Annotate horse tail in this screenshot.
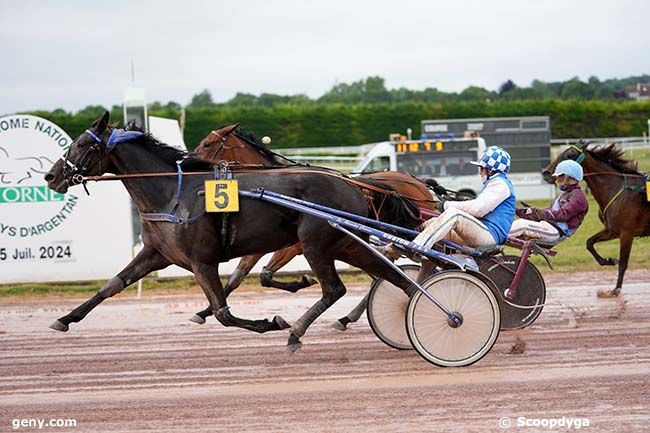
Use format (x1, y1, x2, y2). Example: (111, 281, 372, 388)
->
(360, 178, 421, 229)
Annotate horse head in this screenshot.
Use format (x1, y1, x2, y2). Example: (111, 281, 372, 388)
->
(542, 140, 590, 184)
(194, 124, 283, 166)
(45, 111, 140, 193)
(195, 124, 241, 161)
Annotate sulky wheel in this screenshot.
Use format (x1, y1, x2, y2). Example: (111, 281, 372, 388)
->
(406, 271, 501, 367)
(478, 255, 546, 330)
(367, 264, 421, 350)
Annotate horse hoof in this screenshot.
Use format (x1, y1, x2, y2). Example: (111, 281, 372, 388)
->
(287, 334, 303, 353)
(49, 320, 69, 332)
(597, 289, 620, 298)
(273, 315, 291, 330)
(287, 341, 303, 353)
(189, 314, 206, 325)
(330, 320, 348, 332)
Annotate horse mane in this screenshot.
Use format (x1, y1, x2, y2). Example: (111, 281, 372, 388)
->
(588, 143, 642, 175)
(131, 132, 215, 171)
(232, 127, 301, 166)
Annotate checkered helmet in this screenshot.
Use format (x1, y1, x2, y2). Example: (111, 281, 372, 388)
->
(471, 146, 511, 173)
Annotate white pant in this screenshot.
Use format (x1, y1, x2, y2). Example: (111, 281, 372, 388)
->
(413, 208, 497, 249)
(509, 219, 562, 244)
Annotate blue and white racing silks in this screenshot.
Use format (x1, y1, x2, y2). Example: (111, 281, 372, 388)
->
(444, 172, 516, 244)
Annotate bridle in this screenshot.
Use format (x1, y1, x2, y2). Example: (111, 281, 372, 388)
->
(568, 144, 586, 164)
(206, 129, 246, 160)
(60, 129, 106, 187)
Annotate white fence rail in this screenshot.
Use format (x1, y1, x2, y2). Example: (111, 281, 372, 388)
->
(275, 136, 649, 172)
(551, 136, 649, 151)
(284, 155, 362, 172)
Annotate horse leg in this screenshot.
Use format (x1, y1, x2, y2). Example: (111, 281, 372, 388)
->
(287, 257, 347, 352)
(332, 249, 436, 332)
(260, 244, 318, 293)
(586, 228, 619, 266)
(49, 247, 170, 332)
(189, 254, 264, 324)
(597, 232, 634, 298)
(331, 291, 370, 331)
(192, 262, 290, 333)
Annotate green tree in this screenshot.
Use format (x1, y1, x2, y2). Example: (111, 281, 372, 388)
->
(77, 105, 109, 117)
(188, 89, 216, 108)
(531, 79, 557, 98)
(364, 76, 391, 103)
(561, 78, 596, 100)
(459, 86, 495, 101)
(164, 101, 182, 110)
(498, 79, 517, 95)
(148, 101, 163, 110)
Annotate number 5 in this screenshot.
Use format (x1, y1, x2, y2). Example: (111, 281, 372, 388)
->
(213, 183, 229, 209)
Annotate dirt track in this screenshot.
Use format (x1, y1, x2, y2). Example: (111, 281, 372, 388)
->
(1, 270, 649, 432)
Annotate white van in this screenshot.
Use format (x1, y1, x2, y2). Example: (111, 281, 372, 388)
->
(353, 137, 487, 197)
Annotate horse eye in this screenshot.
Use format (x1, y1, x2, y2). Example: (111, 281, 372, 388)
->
(203, 142, 211, 148)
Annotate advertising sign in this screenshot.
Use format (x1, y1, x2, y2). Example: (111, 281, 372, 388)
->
(0, 115, 133, 283)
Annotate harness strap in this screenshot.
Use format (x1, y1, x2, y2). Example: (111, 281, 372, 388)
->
(139, 160, 205, 225)
(599, 175, 647, 220)
(600, 186, 624, 219)
(570, 145, 585, 164)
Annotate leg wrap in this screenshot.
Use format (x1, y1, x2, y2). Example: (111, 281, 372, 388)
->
(291, 299, 329, 338)
(98, 276, 126, 298)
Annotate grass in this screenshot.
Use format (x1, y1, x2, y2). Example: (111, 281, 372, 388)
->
(0, 270, 372, 299)
(627, 148, 650, 172)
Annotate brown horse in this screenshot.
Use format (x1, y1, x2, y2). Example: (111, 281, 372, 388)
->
(543, 141, 650, 297)
(190, 124, 436, 326)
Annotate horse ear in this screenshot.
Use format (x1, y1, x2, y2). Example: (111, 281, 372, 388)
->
(579, 139, 589, 150)
(223, 123, 240, 136)
(92, 111, 110, 132)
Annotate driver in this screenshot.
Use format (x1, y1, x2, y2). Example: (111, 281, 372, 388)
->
(510, 159, 588, 243)
(385, 146, 516, 258)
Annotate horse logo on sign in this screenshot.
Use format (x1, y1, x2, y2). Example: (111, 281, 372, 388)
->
(0, 146, 55, 185)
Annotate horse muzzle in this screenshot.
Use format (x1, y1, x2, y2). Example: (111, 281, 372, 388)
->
(45, 173, 69, 194)
(541, 170, 555, 185)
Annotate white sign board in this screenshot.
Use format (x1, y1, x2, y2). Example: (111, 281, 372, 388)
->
(149, 116, 186, 150)
(0, 115, 133, 283)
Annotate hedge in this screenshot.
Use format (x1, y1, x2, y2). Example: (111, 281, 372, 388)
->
(28, 100, 650, 151)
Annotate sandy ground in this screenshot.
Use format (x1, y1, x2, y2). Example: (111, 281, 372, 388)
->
(0, 269, 649, 433)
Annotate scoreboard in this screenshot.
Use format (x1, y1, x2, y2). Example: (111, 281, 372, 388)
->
(421, 116, 551, 174)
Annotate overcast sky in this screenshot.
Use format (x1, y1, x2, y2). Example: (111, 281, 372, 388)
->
(1, 0, 649, 114)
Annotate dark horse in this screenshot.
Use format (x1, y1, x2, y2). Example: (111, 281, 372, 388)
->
(44, 112, 420, 350)
(189, 123, 436, 327)
(543, 141, 649, 297)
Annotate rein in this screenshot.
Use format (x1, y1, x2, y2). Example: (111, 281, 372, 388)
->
(83, 165, 432, 206)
